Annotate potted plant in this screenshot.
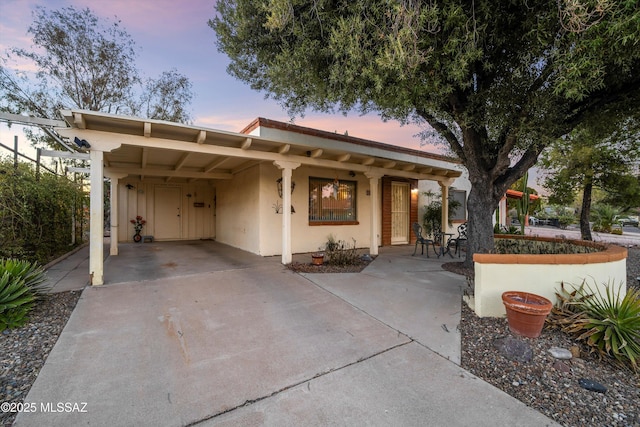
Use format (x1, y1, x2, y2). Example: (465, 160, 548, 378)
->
(311, 252, 324, 265)
(502, 291, 553, 338)
(130, 215, 146, 242)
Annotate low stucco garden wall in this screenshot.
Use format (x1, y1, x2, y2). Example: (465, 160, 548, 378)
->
(465, 235, 628, 318)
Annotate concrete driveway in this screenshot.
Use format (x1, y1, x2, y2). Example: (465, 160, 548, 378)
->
(15, 241, 559, 426)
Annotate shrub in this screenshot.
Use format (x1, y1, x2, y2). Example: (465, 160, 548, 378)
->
(494, 224, 521, 235)
(324, 236, 360, 266)
(611, 229, 623, 235)
(550, 280, 640, 372)
(494, 238, 598, 255)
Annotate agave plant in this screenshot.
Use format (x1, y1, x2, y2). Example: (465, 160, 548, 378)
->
(0, 258, 49, 296)
(0, 259, 49, 329)
(0, 272, 35, 329)
(550, 280, 640, 371)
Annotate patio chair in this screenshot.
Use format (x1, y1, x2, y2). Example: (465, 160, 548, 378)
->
(449, 222, 468, 257)
(412, 222, 434, 257)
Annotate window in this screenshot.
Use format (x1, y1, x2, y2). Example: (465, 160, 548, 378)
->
(449, 189, 467, 221)
(309, 177, 357, 224)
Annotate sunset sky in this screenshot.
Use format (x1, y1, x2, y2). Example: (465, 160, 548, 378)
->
(0, 0, 440, 153)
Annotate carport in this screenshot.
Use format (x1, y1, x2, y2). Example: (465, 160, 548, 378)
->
(56, 110, 463, 285)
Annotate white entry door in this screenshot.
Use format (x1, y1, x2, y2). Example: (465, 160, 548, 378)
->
(155, 186, 182, 240)
(391, 182, 410, 244)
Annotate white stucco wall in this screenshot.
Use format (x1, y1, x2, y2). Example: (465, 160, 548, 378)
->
(258, 164, 375, 256)
(469, 257, 627, 318)
(214, 166, 261, 253)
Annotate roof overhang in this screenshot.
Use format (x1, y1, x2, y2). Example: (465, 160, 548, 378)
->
(56, 110, 463, 184)
(506, 189, 540, 200)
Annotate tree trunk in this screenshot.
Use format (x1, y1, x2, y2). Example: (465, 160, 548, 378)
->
(580, 181, 593, 241)
(464, 183, 499, 268)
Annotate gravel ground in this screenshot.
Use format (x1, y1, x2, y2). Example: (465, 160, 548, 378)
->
(1, 248, 637, 427)
(1, 291, 81, 427)
(455, 247, 640, 427)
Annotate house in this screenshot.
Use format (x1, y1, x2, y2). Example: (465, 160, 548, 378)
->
(56, 110, 469, 285)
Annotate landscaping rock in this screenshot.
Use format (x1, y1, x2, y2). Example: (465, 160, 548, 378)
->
(548, 347, 573, 359)
(552, 360, 571, 373)
(578, 378, 607, 393)
(493, 336, 533, 362)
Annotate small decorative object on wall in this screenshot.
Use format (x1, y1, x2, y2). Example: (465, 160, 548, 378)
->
(276, 178, 296, 198)
(130, 215, 146, 243)
(273, 201, 295, 214)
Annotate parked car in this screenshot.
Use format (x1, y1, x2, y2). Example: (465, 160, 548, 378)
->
(614, 215, 639, 227)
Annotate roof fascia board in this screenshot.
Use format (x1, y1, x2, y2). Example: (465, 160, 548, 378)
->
(255, 126, 455, 168)
(65, 128, 449, 181)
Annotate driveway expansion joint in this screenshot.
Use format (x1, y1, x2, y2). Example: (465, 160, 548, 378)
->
(185, 340, 414, 426)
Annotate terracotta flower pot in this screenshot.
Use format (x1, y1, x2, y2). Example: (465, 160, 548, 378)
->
(502, 291, 553, 338)
(311, 254, 324, 266)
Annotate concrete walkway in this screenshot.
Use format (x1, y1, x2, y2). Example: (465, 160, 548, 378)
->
(15, 241, 560, 427)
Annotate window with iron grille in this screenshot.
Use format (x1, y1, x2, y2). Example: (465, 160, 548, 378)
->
(309, 177, 357, 224)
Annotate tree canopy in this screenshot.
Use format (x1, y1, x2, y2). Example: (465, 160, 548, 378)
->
(541, 118, 640, 239)
(212, 0, 640, 262)
(0, 6, 194, 140)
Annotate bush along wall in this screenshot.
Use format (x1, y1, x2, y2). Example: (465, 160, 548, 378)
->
(0, 158, 86, 264)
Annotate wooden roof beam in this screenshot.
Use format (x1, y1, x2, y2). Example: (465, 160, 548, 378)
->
(196, 130, 206, 144)
(362, 157, 375, 166)
(174, 152, 191, 170)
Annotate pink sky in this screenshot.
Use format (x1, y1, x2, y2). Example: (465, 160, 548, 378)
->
(0, 0, 443, 154)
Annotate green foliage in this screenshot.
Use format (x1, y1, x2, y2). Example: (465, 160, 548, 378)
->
(0, 272, 35, 329)
(0, 258, 49, 296)
(493, 239, 598, 255)
(591, 204, 621, 233)
(540, 120, 639, 240)
(550, 281, 640, 372)
(494, 224, 521, 235)
(421, 191, 461, 237)
(212, 0, 640, 261)
(515, 171, 530, 235)
(323, 235, 360, 267)
(0, 158, 85, 264)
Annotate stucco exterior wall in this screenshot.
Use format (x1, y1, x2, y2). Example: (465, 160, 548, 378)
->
(117, 180, 215, 242)
(215, 166, 260, 253)
(258, 164, 375, 256)
(469, 242, 628, 318)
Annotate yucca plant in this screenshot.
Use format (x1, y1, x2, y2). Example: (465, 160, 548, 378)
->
(0, 258, 50, 296)
(0, 272, 36, 329)
(550, 280, 640, 371)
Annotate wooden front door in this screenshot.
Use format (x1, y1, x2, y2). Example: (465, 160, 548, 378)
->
(154, 186, 182, 240)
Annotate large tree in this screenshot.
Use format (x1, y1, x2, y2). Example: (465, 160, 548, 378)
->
(211, 0, 640, 263)
(540, 118, 640, 240)
(0, 6, 194, 141)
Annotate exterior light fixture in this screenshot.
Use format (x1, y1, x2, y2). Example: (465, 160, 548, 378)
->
(276, 178, 296, 198)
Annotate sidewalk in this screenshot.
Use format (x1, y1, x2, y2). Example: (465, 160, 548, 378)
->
(525, 224, 640, 247)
